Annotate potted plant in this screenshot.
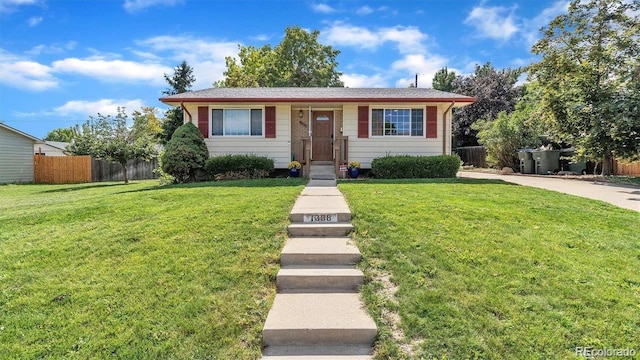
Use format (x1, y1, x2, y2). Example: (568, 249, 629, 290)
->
(288, 161, 301, 178)
(348, 161, 361, 179)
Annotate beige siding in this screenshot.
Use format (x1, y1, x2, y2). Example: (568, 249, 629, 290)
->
(343, 104, 447, 168)
(0, 126, 36, 183)
(34, 143, 67, 156)
(184, 103, 291, 168)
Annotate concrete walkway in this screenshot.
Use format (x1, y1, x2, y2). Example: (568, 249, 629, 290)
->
(261, 179, 377, 358)
(458, 171, 640, 212)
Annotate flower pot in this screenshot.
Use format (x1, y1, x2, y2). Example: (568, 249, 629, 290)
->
(289, 168, 300, 178)
(349, 168, 359, 179)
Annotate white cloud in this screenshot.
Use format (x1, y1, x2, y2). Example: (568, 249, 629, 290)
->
(311, 3, 336, 14)
(0, 50, 58, 91)
(54, 99, 145, 117)
(138, 35, 239, 89)
(128, 49, 162, 61)
(321, 23, 380, 50)
(356, 6, 373, 15)
(464, 5, 519, 41)
(341, 73, 388, 88)
(123, 0, 181, 13)
(27, 16, 42, 26)
(25, 41, 77, 56)
(250, 33, 272, 42)
(51, 57, 171, 84)
(321, 22, 427, 54)
(0, 0, 37, 13)
(522, 0, 569, 45)
(391, 54, 450, 88)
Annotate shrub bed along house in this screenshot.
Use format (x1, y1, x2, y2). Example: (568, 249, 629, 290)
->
(205, 154, 275, 180)
(371, 154, 461, 178)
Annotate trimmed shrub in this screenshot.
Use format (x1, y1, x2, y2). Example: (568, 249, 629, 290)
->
(161, 123, 209, 183)
(371, 154, 461, 179)
(205, 154, 274, 180)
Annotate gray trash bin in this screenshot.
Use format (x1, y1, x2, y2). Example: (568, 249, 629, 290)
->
(518, 150, 534, 174)
(532, 150, 560, 174)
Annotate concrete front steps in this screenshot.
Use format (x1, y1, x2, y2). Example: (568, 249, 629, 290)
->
(308, 161, 336, 180)
(262, 185, 377, 359)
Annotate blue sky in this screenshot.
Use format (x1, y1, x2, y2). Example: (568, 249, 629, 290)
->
(0, 0, 570, 139)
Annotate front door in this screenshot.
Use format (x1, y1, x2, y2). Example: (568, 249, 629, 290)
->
(312, 111, 334, 161)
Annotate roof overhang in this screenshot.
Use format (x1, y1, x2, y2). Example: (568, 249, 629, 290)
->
(160, 97, 476, 106)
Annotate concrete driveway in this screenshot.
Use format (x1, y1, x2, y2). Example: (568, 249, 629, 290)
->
(457, 171, 640, 213)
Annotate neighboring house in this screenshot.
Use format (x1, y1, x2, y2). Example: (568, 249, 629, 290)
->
(159, 88, 475, 168)
(0, 123, 42, 184)
(34, 141, 70, 156)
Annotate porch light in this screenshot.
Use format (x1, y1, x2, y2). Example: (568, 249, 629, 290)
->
(298, 109, 304, 118)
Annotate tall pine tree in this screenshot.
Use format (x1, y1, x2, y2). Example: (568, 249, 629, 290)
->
(160, 61, 196, 144)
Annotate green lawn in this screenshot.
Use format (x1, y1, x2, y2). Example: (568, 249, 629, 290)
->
(339, 179, 640, 359)
(0, 179, 306, 359)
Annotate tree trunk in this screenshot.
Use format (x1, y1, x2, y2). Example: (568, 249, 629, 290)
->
(121, 162, 129, 184)
(601, 154, 613, 176)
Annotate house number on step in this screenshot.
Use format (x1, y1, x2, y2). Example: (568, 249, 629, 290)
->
(303, 214, 338, 223)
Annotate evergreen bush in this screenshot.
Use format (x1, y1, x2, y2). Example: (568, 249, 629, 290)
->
(161, 123, 209, 183)
(371, 155, 461, 178)
(205, 154, 274, 180)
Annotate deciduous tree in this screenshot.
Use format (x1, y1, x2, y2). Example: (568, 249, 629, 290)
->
(221, 26, 344, 87)
(529, 0, 640, 174)
(131, 107, 162, 141)
(67, 108, 157, 184)
(473, 82, 546, 168)
(44, 127, 76, 142)
(451, 63, 523, 147)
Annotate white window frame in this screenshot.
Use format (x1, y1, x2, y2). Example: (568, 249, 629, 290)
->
(370, 107, 425, 137)
(210, 106, 265, 137)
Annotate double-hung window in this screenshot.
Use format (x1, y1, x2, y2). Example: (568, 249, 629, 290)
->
(212, 108, 263, 136)
(371, 108, 424, 136)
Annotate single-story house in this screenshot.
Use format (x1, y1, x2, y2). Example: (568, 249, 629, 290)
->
(0, 123, 42, 184)
(159, 87, 475, 169)
(34, 141, 70, 156)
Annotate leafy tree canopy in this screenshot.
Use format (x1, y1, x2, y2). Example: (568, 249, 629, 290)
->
(452, 62, 524, 147)
(131, 107, 162, 141)
(67, 108, 157, 184)
(220, 26, 344, 87)
(473, 82, 547, 168)
(44, 127, 76, 142)
(529, 0, 640, 174)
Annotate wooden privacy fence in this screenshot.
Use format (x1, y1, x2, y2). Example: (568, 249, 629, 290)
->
(34, 155, 91, 183)
(614, 159, 640, 176)
(454, 146, 487, 168)
(92, 158, 159, 182)
(34, 156, 159, 184)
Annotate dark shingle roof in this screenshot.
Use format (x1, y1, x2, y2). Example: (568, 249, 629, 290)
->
(159, 87, 476, 104)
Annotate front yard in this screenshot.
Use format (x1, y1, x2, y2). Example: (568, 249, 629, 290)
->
(2, 178, 638, 359)
(0, 179, 305, 359)
(339, 179, 640, 359)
